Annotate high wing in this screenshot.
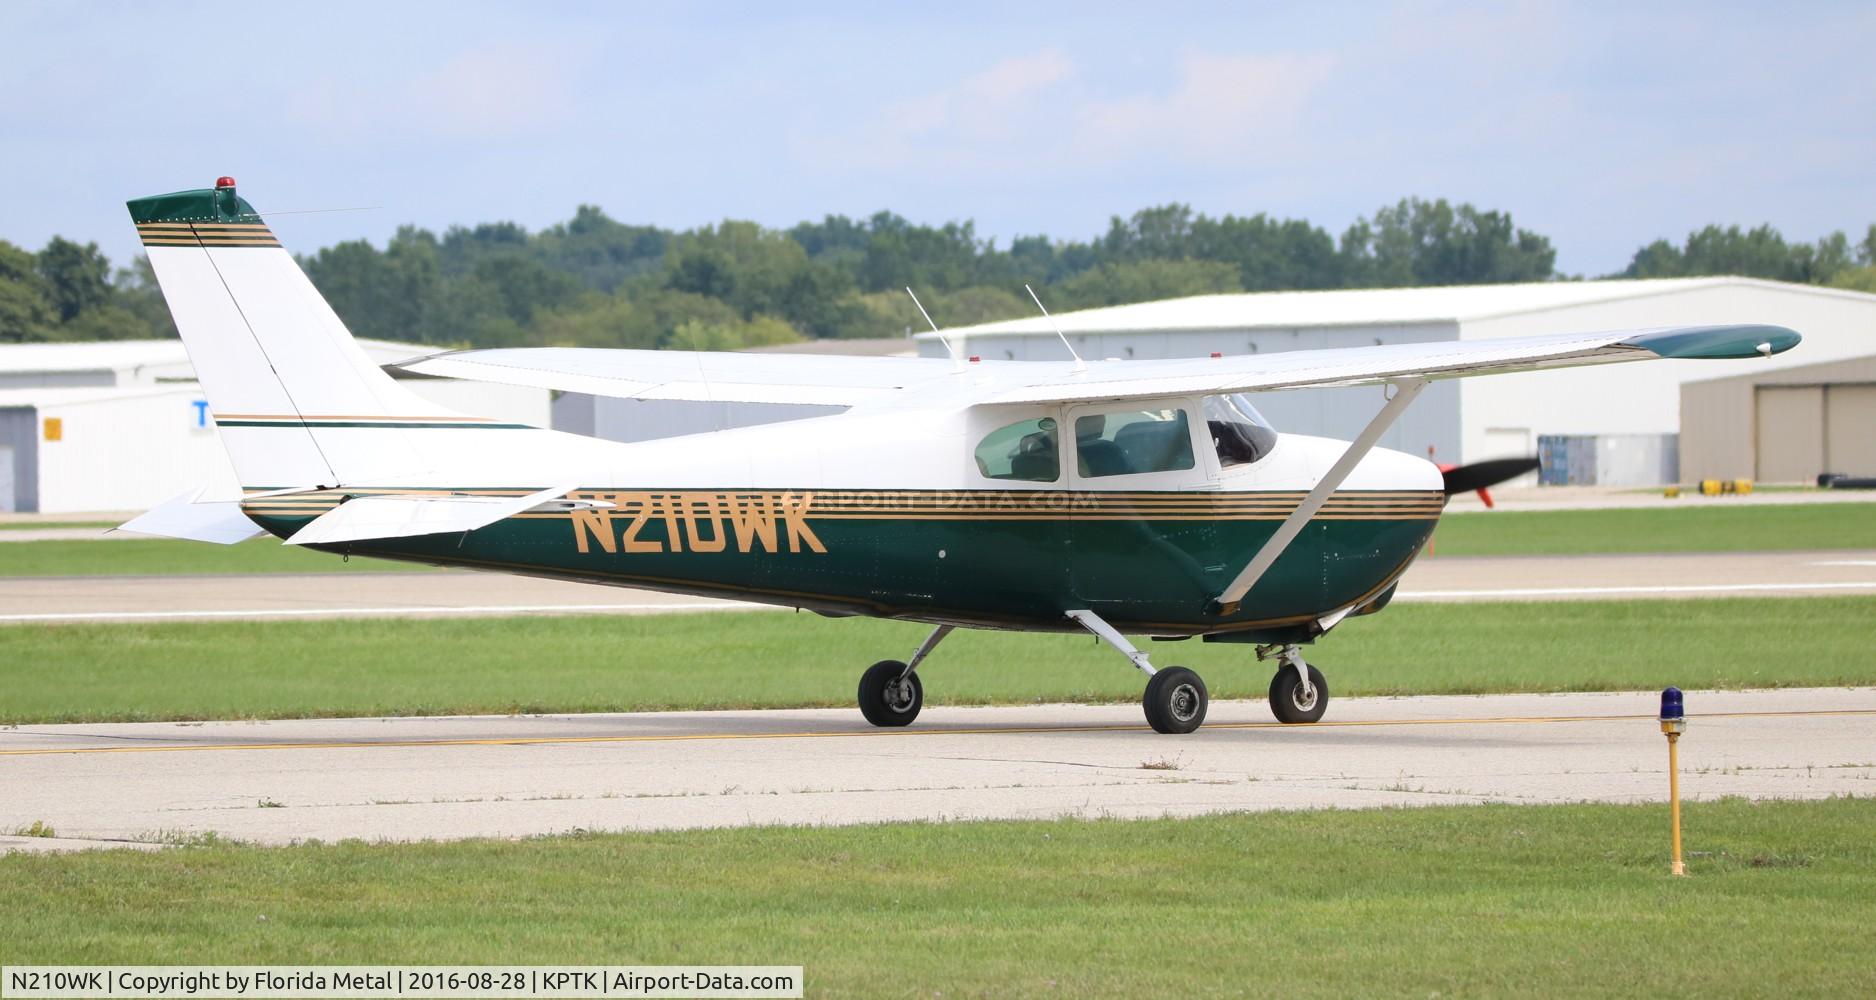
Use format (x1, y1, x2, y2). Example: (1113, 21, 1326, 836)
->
(388, 348, 955, 406)
(392, 325, 1799, 409)
(978, 324, 1801, 404)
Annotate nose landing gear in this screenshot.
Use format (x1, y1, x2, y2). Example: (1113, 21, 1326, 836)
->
(1260, 643, 1329, 724)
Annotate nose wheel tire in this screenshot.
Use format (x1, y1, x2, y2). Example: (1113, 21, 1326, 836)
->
(1269, 663, 1329, 724)
(858, 659, 923, 727)
(1143, 666, 1208, 734)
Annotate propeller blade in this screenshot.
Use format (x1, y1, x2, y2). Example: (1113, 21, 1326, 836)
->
(1442, 456, 1540, 497)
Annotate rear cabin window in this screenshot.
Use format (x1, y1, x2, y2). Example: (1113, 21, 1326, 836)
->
(1073, 408, 1195, 478)
(975, 417, 1060, 482)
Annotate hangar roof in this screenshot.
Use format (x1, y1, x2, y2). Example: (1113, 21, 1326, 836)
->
(0, 340, 186, 376)
(924, 276, 1876, 340)
(0, 384, 206, 408)
(0, 337, 441, 377)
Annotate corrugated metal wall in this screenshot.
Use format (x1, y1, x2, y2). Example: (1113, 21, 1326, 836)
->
(1683, 355, 1876, 483)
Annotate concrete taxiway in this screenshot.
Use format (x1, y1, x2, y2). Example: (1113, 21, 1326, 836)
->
(2, 688, 1870, 852)
(5, 549, 1875, 624)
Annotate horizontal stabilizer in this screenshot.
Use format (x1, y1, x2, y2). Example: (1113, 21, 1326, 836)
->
(285, 483, 578, 547)
(116, 489, 264, 545)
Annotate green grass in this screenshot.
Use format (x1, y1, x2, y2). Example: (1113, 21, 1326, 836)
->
(0, 502, 1871, 577)
(1427, 501, 1876, 556)
(0, 520, 118, 531)
(1, 799, 1871, 996)
(3, 596, 1871, 724)
(0, 537, 433, 576)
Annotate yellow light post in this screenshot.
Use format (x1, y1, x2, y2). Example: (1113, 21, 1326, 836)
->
(1660, 687, 1688, 877)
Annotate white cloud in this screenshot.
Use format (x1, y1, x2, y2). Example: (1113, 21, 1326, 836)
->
(875, 48, 1075, 154)
(799, 46, 1337, 175)
(405, 43, 582, 139)
(1074, 51, 1336, 163)
(287, 41, 585, 144)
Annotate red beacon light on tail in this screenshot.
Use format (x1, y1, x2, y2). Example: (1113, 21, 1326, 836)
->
(215, 176, 237, 189)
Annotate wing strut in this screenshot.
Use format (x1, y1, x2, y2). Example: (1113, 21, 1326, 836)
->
(1210, 378, 1428, 617)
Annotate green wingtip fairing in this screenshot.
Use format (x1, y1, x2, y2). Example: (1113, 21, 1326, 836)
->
(1625, 324, 1802, 360)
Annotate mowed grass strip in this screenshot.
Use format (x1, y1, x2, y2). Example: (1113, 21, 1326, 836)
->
(0, 537, 434, 576)
(1426, 500, 1876, 556)
(3, 596, 1871, 724)
(2, 799, 1873, 997)
(1, 501, 1872, 577)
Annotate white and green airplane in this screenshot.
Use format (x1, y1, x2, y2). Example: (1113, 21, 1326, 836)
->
(121, 178, 1801, 734)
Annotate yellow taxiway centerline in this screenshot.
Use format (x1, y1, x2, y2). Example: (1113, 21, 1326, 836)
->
(5, 708, 1874, 757)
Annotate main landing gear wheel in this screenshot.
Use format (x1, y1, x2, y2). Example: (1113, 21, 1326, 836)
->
(1143, 666, 1209, 735)
(1269, 663, 1329, 724)
(858, 659, 923, 727)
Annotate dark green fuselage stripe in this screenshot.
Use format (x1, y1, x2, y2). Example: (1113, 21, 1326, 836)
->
(245, 504, 1437, 636)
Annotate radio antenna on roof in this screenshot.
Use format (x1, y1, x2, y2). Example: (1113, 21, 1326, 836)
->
(905, 287, 964, 372)
(1025, 283, 1086, 373)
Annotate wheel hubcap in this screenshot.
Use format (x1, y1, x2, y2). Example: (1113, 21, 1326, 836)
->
(1169, 683, 1200, 723)
(884, 678, 916, 713)
(1291, 682, 1317, 713)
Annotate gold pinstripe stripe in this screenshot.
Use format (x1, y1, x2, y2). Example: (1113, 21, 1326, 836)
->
(137, 222, 281, 248)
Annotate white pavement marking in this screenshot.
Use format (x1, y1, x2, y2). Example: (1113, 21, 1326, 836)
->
(1398, 580, 1876, 600)
(0, 602, 771, 623)
(0, 528, 119, 543)
(1445, 487, 1876, 511)
(2, 689, 1870, 849)
(7, 551, 1876, 625)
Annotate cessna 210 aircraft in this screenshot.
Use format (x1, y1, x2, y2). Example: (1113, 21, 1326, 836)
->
(122, 178, 1802, 733)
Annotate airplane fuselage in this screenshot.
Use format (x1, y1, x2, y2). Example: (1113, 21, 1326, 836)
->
(238, 409, 1445, 641)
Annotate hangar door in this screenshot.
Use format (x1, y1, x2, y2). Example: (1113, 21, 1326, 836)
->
(1825, 385, 1876, 476)
(1755, 387, 1823, 483)
(1755, 384, 1876, 482)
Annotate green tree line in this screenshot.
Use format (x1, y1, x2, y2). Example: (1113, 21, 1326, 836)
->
(0, 237, 175, 343)
(3, 200, 1874, 348)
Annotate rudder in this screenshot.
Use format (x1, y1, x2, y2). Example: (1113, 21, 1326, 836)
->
(129, 177, 463, 488)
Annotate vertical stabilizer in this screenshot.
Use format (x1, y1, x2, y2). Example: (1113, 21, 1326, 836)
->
(129, 178, 467, 488)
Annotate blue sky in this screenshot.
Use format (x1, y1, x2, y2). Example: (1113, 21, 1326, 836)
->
(3, 1, 1871, 277)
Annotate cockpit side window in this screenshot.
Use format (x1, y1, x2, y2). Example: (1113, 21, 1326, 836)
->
(975, 416, 1060, 483)
(1205, 393, 1279, 468)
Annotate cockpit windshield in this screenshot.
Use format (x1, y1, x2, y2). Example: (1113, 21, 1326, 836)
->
(1204, 393, 1279, 468)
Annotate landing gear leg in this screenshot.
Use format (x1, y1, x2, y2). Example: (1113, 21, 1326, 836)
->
(857, 624, 953, 728)
(1067, 609, 1208, 734)
(1259, 643, 1328, 724)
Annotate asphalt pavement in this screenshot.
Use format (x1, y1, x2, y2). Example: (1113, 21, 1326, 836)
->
(3, 688, 1870, 852)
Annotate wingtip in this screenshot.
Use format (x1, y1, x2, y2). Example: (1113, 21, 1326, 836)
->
(1625, 324, 1801, 360)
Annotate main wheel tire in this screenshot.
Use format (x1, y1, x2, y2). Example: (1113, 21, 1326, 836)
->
(858, 659, 923, 727)
(1143, 666, 1208, 734)
(1269, 663, 1329, 724)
